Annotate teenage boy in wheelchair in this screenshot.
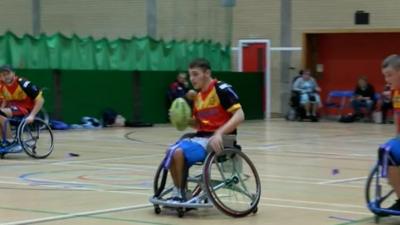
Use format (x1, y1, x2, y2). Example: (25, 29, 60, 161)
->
(376, 54, 400, 216)
(0, 65, 44, 152)
(165, 58, 245, 202)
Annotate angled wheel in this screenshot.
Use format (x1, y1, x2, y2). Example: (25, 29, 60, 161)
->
(365, 163, 396, 215)
(18, 118, 54, 159)
(203, 149, 261, 217)
(153, 162, 169, 197)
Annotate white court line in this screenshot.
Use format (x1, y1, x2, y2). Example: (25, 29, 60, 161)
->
(19, 176, 151, 191)
(53, 153, 163, 165)
(1, 203, 152, 225)
(262, 203, 370, 215)
(246, 146, 376, 158)
(260, 178, 362, 188)
(0, 179, 367, 211)
(53, 162, 154, 171)
(259, 174, 329, 182)
(0, 180, 150, 196)
(263, 197, 364, 209)
(0, 153, 162, 168)
(55, 143, 145, 151)
(318, 176, 367, 185)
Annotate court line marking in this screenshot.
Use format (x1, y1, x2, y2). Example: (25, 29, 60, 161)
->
(262, 203, 370, 215)
(329, 216, 356, 222)
(0, 153, 162, 168)
(0, 205, 172, 225)
(263, 197, 365, 209)
(1, 203, 153, 225)
(259, 174, 330, 181)
(52, 153, 163, 165)
(318, 177, 367, 185)
(0, 178, 366, 210)
(0, 179, 150, 196)
(334, 216, 373, 225)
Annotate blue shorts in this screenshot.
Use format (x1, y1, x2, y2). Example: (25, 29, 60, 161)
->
(176, 139, 207, 167)
(379, 138, 400, 166)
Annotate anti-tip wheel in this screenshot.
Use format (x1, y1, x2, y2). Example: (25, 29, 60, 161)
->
(154, 206, 161, 214)
(177, 208, 185, 218)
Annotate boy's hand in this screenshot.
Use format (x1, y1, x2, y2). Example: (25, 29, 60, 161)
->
(26, 114, 35, 124)
(209, 132, 223, 154)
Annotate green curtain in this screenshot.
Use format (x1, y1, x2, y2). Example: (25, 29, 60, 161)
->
(0, 32, 231, 71)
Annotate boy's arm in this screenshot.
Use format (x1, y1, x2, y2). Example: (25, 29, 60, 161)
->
(26, 95, 44, 123)
(208, 108, 245, 153)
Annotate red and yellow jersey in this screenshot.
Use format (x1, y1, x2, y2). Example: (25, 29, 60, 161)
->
(0, 76, 42, 111)
(193, 79, 241, 134)
(392, 89, 400, 133)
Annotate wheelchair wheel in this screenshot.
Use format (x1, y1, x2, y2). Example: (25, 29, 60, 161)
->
(153, 162, 169, 197)
(365, 164, 396, 214)
(17, 118, 54, 159)
(203, 149, 261, 217)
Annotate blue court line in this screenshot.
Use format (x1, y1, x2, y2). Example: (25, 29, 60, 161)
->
(334, 216, 373, 225)
(19, 170, 97, 189)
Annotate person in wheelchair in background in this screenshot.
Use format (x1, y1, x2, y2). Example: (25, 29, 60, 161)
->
(0, 65, 44, 152)
(292, 69, 321, 122)
(165, 58, 245, 202)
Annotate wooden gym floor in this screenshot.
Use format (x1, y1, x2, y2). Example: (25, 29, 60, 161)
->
(0, 119, 398, 225)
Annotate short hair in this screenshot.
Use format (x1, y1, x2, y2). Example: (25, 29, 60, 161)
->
(189, 58, 211, 71)
(382, 54, 400, 71)
(0, 65, 14, 73)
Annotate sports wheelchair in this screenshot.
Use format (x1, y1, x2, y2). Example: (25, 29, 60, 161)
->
(0, 116, 54, 159)
(366, 144, 400, 223)
(149, 133, 261, 218)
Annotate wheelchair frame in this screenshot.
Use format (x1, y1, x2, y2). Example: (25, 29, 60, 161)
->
(366, 146, 400, 223)
(0, 117, 54, 159)
(149, 135, 261, 218)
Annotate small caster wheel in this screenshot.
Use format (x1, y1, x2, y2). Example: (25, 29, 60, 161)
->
(375, 215, 380, 224)
(177, 208, 184, 218)
(252, 207, 258, 214)
(154, 206, 161, 214)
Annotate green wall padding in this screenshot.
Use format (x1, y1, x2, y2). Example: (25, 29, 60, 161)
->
(0, 32, 230, 71)
(59, 70, 134, 123)
(9, 70, 263, 124)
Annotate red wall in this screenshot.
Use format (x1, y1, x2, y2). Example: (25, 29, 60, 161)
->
(316, 33, 400, 102)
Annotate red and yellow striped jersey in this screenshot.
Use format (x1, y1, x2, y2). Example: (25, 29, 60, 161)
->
(0, 76, 42, 111)
(193, 79, 241, 134)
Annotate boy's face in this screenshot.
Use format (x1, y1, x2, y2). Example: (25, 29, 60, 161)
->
(382, 66, 400, 90)
(0, 71, 15, 84)
(188, 67, 210, 90)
